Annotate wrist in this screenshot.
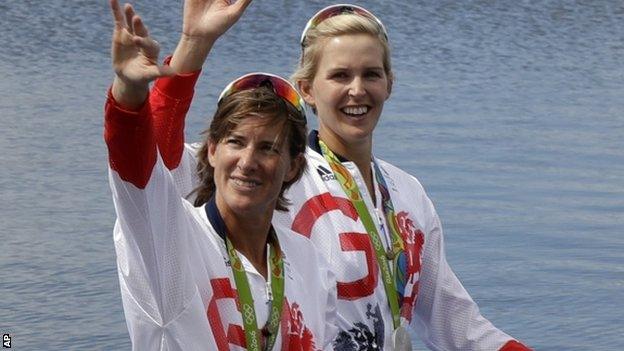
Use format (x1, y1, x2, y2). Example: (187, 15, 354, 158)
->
(112, 76, 149, 110)
(179, 32, 218, 47)
(170, 34, 216, 73)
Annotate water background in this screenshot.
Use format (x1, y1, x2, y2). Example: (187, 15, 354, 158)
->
(1, 0, 622, 350)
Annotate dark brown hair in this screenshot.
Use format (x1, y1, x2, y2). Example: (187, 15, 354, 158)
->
(192, 86, 307, 211)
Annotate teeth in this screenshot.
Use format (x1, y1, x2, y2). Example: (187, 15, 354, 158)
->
(233, 178, 259, 188)
(342, 106, 368, 115)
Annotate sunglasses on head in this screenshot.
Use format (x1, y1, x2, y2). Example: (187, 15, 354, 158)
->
(300, 4, 388, 47)
(218, 72, 306, 124)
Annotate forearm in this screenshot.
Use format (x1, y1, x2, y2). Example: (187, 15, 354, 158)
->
(169, 34, 217, 73)
(150, 57, 201, 170)
(151, 33, 213, 170)
(104, 88, 156, 188)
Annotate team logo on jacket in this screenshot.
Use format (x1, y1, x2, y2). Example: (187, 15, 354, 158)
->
(333, 303, 384, 350)
(281, 299, 317, 350)
(316, 165, 335, 181)
(207, 279, 319, 350)
(292, 193, 377, 300)
(395, 211, 424, 323)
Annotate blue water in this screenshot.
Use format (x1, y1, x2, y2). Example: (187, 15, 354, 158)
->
(1, 1, 622, 350)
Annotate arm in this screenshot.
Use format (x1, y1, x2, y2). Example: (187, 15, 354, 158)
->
(106, 0, 174, 185)
(150, 0, 252, 191)
(149, 66, 201, 199)
(105, 2, 213, 347)
(171, 0, 253, 73)
(106, 93, 215, 348)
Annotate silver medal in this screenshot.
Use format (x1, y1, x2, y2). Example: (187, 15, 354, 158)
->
(392, 326, 413, 351)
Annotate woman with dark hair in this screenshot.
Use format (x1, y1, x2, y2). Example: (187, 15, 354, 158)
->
(104, 0, 339, 349)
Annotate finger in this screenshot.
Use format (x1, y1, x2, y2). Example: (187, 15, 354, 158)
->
(157, 65, 177, 77)
(124, 3, 136, 34)
(109, 0, 125, 28)
(145, 65, 177, 81)
(132, 15, 149, 38)
(225, 0, 253, 23)
(231, 0, 253, 15)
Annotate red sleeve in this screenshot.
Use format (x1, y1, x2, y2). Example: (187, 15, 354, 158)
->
(150, 57, 201, 170)
(499, 340, 533, 351)
(104, 89, 156, 189)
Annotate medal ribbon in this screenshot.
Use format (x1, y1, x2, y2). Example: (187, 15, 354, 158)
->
(372, 161, 405, 264)
(226, 227, 284, 351)
(318, 140, 403, 328)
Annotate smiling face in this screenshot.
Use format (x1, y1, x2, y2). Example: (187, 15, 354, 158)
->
(298, 33, 391, 152)
(208, 116, 299, 220)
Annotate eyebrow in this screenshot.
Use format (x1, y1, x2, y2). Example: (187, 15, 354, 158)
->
(327, 65, 385, 72)
(226, 132, 281, 147)
(225, 132, 245, 140)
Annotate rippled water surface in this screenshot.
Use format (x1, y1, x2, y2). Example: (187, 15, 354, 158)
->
(1, 1, 622, 350)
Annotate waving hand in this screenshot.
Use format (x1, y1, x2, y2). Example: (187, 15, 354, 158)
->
(171, 0, 253, 72)
(109, 0, 174, 108)
(182, 0, 253, 39)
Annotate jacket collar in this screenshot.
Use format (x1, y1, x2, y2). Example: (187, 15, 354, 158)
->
(308, 130, 349, 162)
(205, 196, 227, 240)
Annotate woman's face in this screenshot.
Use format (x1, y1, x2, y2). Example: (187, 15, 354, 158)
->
(299, 34, 391, 147)
(208, 116, 299, 219)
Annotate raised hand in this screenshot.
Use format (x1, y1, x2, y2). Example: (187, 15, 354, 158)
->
(109, 0, 174, 107)
(181, 0, 253, 39)
(171, 0, 253, 72)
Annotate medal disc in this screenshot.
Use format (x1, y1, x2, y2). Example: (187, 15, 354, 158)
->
(392, 326, 412, 351)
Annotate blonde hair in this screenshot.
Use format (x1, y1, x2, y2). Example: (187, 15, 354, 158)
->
(292, 13, 393, 100)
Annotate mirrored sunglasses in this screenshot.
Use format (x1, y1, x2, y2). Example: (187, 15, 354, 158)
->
(218, 72, 306, 124)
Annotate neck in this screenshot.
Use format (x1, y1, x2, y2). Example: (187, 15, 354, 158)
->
(216, 200, 273, 279)
(318, 127, 373, 164)
(318, 128, 375, 202)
